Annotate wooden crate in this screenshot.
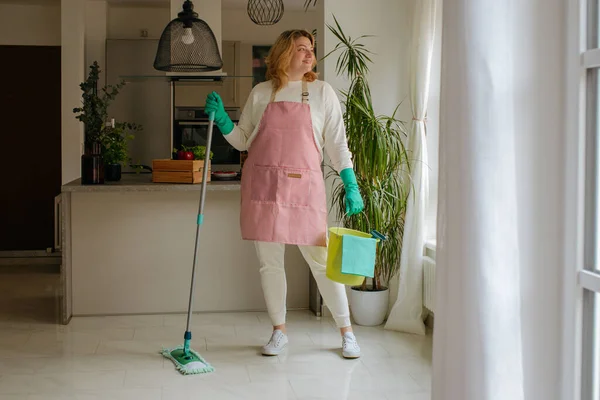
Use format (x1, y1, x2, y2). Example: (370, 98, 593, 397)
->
(152, 159, 211, 184)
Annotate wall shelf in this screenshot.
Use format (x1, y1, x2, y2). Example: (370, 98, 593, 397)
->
(118, 75, 254, 83)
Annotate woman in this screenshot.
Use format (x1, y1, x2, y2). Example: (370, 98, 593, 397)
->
(204, 30, 364, 359)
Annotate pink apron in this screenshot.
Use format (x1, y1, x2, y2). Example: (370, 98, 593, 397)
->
(240, 80, 328, 247)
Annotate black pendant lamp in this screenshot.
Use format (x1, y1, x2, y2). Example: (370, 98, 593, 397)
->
(247, 0, 285, 26)
(154, 0, 223, 72)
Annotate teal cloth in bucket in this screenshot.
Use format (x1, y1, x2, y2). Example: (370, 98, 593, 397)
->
(341, 234, 377, 278)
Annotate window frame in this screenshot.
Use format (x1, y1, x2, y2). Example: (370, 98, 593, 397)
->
(564, 0, 600, 398)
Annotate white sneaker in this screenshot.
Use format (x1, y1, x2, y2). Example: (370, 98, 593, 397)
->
(262, 329, 288, 356)
(342, 332, 361, 359)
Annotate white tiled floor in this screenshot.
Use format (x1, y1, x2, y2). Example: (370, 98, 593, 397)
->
(0, 268, 432, 400)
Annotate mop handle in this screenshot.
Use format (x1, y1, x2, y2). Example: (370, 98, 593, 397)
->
(184, 110, 215, 339)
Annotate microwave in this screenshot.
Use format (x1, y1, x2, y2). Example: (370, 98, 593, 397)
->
(173, 107, 242, 168)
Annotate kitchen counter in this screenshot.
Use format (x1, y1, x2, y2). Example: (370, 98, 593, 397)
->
(57, 173, 311, 323)
(62, 174, 241, 192)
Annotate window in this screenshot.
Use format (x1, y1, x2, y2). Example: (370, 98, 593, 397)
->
(579, 0, 600, 398)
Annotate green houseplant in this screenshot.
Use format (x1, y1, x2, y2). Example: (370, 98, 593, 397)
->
(73, 61, 140, 183)
(325, 17, 411, 326)
(102, 121, 141, 181)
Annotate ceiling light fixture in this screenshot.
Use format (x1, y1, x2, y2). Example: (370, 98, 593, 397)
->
(247, 0, 285, 26)
(154, 0, 223, 72)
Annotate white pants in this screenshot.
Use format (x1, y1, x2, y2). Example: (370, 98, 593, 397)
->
(254, 241, 352, 328)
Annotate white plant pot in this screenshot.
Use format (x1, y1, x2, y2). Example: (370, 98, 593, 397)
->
(349, 286, 389, 326)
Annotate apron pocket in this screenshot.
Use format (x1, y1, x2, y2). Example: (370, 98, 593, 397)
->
(277, 168, 312, 207)
(251, 165, 278, 203)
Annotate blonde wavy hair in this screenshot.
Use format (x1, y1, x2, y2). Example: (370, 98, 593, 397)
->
(265, 30, 318, 92)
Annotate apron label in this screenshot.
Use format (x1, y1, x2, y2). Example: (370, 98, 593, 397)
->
(287, 173, 302, 179)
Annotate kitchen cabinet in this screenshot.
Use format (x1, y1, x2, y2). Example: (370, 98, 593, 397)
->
(174, 41, 244, 108)
(59, 177, 311, 318)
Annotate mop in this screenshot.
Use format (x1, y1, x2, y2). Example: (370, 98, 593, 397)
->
(161, 111, 216, 375)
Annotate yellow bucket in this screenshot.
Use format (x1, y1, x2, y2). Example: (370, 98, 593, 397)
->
(326, 227, 374, 286)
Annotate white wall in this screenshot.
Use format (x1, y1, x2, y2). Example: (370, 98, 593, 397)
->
(61, 0, 109, 184)
(107, 3, 169, 39)
(85, 0, 107, 89)
(323, 0, 412, 120)
(106, 4, 319, 44)
(0, 3, 60, 46)
(62, 0, 85, 185)
(222, 8, 319, 45)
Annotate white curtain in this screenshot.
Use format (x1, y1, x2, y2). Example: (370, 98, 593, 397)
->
(432, 0, 567, 399)
(385, 0, 436, 335)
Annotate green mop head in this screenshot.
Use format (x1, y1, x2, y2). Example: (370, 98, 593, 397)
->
(161, 333, 214, 375)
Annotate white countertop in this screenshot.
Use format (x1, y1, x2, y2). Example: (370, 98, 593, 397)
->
(62, 174, 241, 193)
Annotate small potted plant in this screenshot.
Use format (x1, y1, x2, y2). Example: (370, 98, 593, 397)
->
(101, 120, 141, 181)
(73, 61, 138, 184)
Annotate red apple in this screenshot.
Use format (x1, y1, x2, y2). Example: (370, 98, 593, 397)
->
(177, 151, 194, 160)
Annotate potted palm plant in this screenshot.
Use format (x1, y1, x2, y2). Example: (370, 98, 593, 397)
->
(325, 17, 410, 326)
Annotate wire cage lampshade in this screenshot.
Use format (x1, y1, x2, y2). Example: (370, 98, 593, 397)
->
(154, 1, 223, 72)
(247, 0, 285, 26)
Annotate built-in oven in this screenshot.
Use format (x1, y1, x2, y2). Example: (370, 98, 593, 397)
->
(173, 106, 242, 170)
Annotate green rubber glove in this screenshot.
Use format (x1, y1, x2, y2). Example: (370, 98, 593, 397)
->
(340, 168, 364, 216)
(205, 91, 234, 135)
